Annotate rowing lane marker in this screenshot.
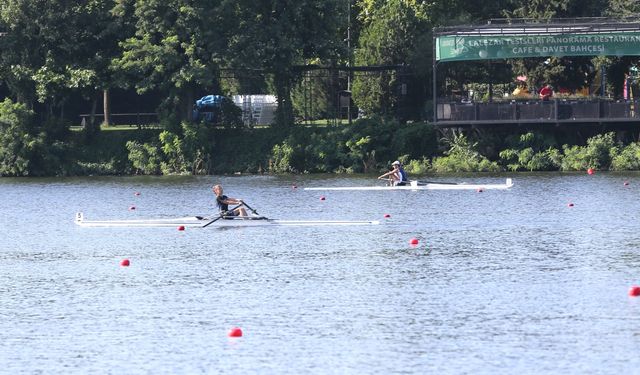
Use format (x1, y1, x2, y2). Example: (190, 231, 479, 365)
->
(228, 327, 243, 337)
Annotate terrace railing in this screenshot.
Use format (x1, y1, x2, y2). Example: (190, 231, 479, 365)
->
(436, 99, 640, 126)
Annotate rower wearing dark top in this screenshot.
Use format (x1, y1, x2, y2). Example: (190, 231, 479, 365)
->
(212, 184, 247, 217)
(378, 160, 408, 186)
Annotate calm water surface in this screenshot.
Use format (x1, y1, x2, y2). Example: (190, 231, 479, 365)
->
(0, 173, 639, 374)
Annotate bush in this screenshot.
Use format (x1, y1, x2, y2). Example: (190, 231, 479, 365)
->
(611, 142, 640, 170)
(0, 98, 69, 176)
(269, 141, 299, 173)
(499, 147, 562, 171)
(560, 132, 616, 171)
(403, 157, 431, 174)
(432, 133, 500, 172)
(126, 140, 162, 174)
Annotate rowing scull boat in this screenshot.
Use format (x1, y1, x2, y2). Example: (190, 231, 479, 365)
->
(304, 178, 513, 191)
(75, 213, 380, 228)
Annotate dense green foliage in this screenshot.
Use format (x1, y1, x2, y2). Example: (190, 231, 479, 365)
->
(499, 132, 562, 171)
(1, 0, 640, 176)
(0, 99, 71, 176)
(432, 134, 501, 172)
(267, 118, 438, 174)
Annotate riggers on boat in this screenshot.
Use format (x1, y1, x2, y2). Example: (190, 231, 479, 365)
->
(304, 178, 514, 191)
(74, 212, 380, 228)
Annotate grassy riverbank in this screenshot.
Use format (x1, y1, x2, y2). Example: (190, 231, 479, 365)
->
(68, 120, 640, 177)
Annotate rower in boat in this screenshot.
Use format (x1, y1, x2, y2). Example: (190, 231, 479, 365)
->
(378, 160, 408, 186)
(212, 184, 248, 218)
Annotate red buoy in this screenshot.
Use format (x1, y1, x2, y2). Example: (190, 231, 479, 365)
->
(587, 168, 594, 175)
(477, 188, 483, 193)
(320, 196, 326, 201)
(177, 225, 185, 231)
(629, 286, 640, 297)
(134, 192, 141, 196)
(624, 181, 630, 186)
(227, 327, 243, 337)
(120, 259, 130, 267)
(384, 214, 391, 218)
(129, 205, 136, 211)
(567, 203, 574, 207)
(409, 238, 419, 245)
(292, 185, 297, 189)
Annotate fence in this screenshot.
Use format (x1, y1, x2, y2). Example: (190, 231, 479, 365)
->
(79, 113, 158, 127)
(436, 99, 640, 126)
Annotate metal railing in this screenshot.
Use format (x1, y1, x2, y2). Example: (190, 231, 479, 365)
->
(79, 113, 158, 127)
(436, 99, 640, 126)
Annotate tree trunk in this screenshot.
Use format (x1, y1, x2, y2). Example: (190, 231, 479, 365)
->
(185, 88, 194, 122)
(103, 88, 111, 126)
(274, 71, 293, 128)
(89, 93, 98, 128)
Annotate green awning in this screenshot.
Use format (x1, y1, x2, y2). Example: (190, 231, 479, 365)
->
(436, 32, 640, 61)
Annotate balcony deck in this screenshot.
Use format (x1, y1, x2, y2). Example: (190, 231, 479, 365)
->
(435, 99, 640, 127)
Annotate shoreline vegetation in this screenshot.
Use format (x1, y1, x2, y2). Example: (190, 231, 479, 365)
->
(3, 98, 640, 177)
(2, 3, 640, 178)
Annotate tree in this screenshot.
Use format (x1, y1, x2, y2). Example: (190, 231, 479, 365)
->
(112, 0, 230, 125)
(352, 0, 429, 119)
(504, 0, 571, 19)
(606, 0, 640, 17)
(0, 0, 126, 130)
(224, 0, 345, 128)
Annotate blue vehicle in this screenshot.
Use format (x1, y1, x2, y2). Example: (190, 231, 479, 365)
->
(192, 95, 224, 123)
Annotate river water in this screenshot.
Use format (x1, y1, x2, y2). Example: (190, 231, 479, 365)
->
(0, 173, 639, 374)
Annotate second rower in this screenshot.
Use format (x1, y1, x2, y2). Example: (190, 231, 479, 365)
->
(378, 160, 408, 186)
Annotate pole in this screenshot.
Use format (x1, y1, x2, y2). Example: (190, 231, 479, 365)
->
(347, 0, 352, 124)
(432, 34, 438, 125)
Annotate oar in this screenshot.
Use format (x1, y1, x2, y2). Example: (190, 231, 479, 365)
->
(239, 201, 260, 216)
(202, 212, 226, 228)
(202, 202, 253, 227)
(415, 180, 459, 185)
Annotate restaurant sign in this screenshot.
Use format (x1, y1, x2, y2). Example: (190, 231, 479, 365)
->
(436, 32, 640, 61)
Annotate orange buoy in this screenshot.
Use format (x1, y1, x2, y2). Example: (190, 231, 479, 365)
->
(227, 327, 243, 337)
(409, 238, 419, 245)
(177, 225, 185, 231)
(587, 168, 594, 175)
(120, 259, 130, 267)
(629, 286, 640, 297)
